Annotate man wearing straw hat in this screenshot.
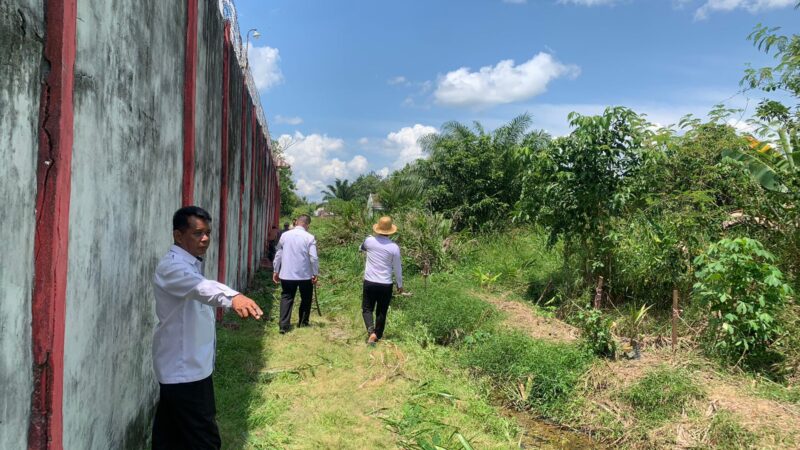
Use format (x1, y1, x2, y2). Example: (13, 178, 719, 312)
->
(360, 216, 403, 345)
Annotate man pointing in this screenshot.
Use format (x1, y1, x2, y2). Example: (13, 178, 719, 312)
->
(151, 206, 262, 449)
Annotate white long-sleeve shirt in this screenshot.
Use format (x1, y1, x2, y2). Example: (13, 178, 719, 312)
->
(360, 235, 403, 288)
(273, 226, 319, 280)
(152, 245, 239, 384)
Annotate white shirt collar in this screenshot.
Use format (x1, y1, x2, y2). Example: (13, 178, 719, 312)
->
(170, 244, 201, 266)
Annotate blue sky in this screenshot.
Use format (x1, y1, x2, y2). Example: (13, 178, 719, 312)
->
(232, 0, 798, 200)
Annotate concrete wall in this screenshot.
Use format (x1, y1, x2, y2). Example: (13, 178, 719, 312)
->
(0, 1, 43, 448)
(0, 0, 279, 448)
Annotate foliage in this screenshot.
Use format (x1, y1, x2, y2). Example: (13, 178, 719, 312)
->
(271, 139, 302, 213)
(396, 209, 457, 274)
(574, 308, 617, 358)
(460, 331, 592, 414)
(473, 267, 501, 289)
(420, 114, 549, 231)
(323, 199, 371, 245)
(519, 107, 651, 284)
(621, 366, 704, 425)
(350, 172, 384, 204)
(693, 237, 792, 363)
(379, 166, 427, 212)
(322, 178, 356, 201)
(395, 286, 496, 346)
(707, 411, 758, 450)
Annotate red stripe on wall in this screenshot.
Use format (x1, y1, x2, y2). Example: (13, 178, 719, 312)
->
(216, 22, 232, 321)
(181, 0, 198, 206)
(29, 1, 77, 448)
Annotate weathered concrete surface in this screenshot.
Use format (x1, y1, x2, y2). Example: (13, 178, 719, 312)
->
(0, 1, 43, 448)
(62, 0, 186, 448)
(225, 61, 245, 288)
(194, 0, 224, 280)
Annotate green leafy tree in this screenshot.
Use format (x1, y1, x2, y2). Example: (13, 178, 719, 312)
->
(321, 178, 356, 201)
(350, 172, 384, 204)
(420, 114, 548, 231)
(520, 107, 651, 287)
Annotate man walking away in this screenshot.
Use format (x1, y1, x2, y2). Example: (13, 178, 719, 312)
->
(152, 206, 263, 450)
(272, 214, 319, 333)
(360, 216, 403, 345)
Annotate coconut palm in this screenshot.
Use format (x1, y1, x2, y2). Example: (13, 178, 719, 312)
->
(321, 178, 356, 201)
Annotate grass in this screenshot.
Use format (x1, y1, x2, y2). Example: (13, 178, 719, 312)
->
(460, 330, 593, 415)
(707, 411, 758, 450)
(620, 366, 704, 425)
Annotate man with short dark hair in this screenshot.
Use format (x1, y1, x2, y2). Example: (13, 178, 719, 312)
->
(272, 214, 319, 333)
(151, 206, 263, 449)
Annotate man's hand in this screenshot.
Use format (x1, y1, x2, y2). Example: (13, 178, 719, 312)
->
(231, 294, 263, 320)
(397, 286, 404, 294)
(311, 275, 318, 285)
(272, 272, 280, 284)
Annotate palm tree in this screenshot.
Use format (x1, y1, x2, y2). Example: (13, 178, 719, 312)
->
(321, 178, 356, 201)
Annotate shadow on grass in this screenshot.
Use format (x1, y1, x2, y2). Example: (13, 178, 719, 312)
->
(215, 269, 279, 449)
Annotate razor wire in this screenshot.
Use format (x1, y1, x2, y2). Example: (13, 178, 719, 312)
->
(219, 0, 271, 145)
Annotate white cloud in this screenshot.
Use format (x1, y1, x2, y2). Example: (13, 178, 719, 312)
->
(247, 45, 284, 90)
(503, 0, 527, 3)
(377, 167, 390, 178)
(434, 53, 579, 109)
(383, 124, 438, 168)
(358, 137, 369, 145)
(278, 132, 371, 199)
(388, 76, 408, 85)
(694, 0, 795, 19)
(274, 115, 303, 125)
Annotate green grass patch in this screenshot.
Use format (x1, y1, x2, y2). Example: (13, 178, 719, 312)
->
(707, 411, 757, 450)
(621, 366, 704, 425)
(460, 331, 593, 414)
(394, 285, 497, 345)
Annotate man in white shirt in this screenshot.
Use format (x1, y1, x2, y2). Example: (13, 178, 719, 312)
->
(152, 206, 263, 449)
(272, 214, 319, 333)
(360, 216, 403, 345)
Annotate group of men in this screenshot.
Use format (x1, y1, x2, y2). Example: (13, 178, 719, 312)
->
(151, 206, 403, 449)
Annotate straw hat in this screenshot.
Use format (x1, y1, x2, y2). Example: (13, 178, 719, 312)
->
(373, 216, 398, 235)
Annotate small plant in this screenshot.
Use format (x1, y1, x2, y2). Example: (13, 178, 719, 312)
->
(617, 303, 652, 359)
(397, 287, 496, 345)
(621, 366, 704, 425)
(575, 308, 617, 358)
(707, 411, 757, 449)
(693, 237, 792, 364)
(473, 267, 502, 289)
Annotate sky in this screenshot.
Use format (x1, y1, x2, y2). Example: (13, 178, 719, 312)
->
(231, 0, 798, 200)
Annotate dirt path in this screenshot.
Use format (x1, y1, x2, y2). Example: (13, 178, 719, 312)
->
(472, 289, 800, 448)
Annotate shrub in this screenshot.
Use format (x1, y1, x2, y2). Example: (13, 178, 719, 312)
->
(575, 308, 617, 358)
(396, 286, 496, 345)
(460, 331, 593, 413)
(323, 199, 371, 245)
(693, 237, 792, 363)
(621, 366, 704, 425)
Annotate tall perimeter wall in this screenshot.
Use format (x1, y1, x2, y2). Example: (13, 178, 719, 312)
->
(0, 1, 281, 449)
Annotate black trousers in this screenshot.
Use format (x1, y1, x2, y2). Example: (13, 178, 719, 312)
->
(152, 375, 220, 450)
(362, 280, 393, 339)
(280, 279, 313, 330)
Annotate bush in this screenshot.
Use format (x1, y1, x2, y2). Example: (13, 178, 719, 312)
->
(707, 411, 757, 450)
(460, 331, 593, 413)
(693, 237, 792, 364)
(575, 308, 617, 358)
(396, 209, 457, 274)
(322, 199, 371, 245)
(395, 286, 496, 345)
(621, 366, 704, 425)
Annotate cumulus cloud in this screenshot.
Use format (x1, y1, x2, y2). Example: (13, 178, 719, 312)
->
(383, 124, 438, 169)
(278, 132, 370, 199)
(434, 53, 579, 109)
(694, 0, 795, 19)
(247, 45, 284, 90)
(274, 115, 303, 125)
